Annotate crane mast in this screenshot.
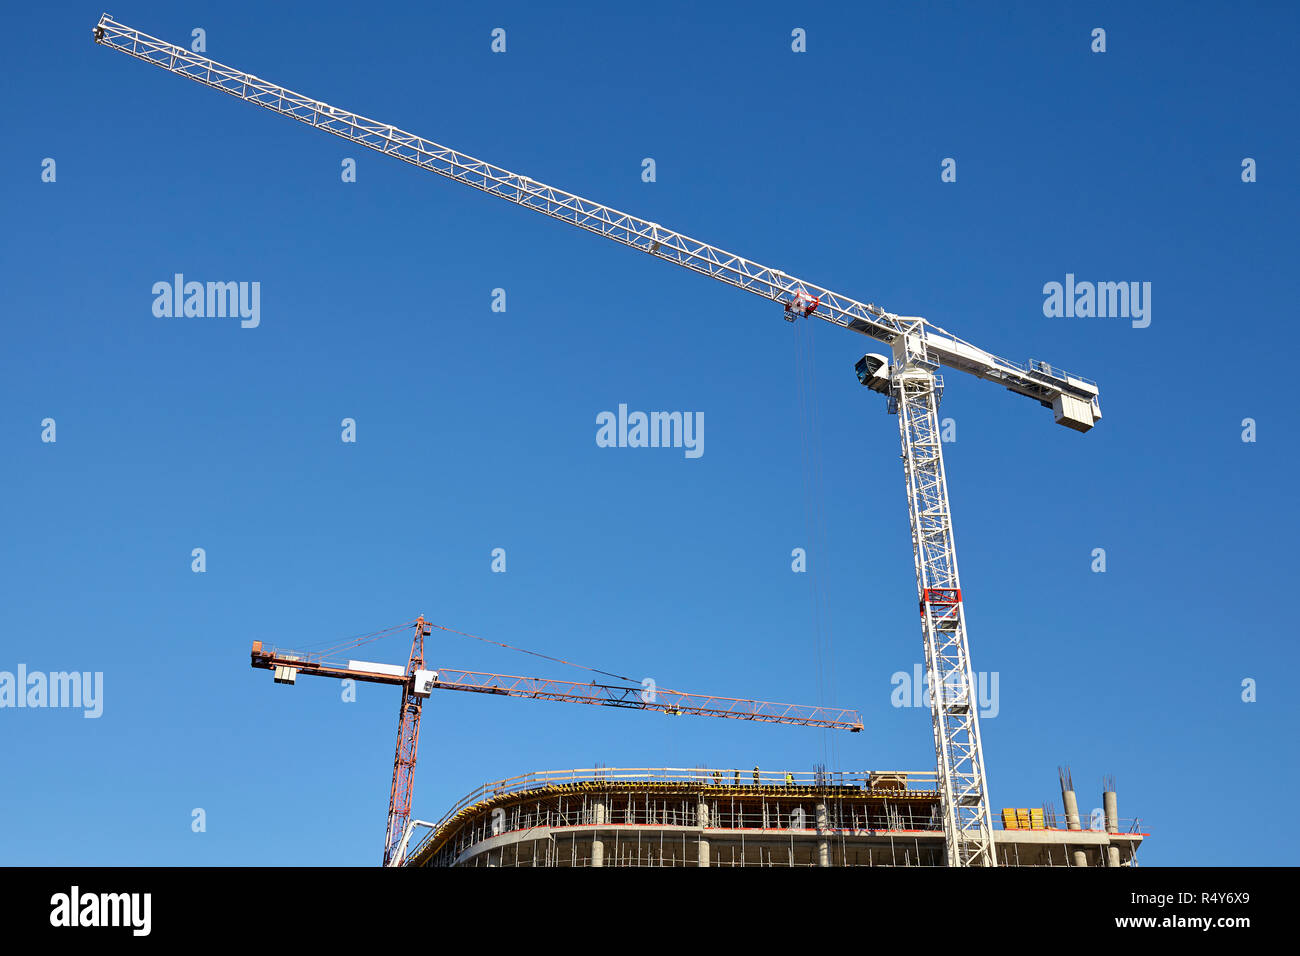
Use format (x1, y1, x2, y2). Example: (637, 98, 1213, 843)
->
(102, 15, 1103, 868)
(896, 328, 994, 864)
(384, 617, 429, 866)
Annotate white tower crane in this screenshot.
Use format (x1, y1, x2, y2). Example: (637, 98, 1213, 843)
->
(94, 14, 1102, 867)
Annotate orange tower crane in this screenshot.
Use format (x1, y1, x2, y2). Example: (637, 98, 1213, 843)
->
(250, 616, 863, 865)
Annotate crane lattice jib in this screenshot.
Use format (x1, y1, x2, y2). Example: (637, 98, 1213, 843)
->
(92, 15, 1099, 426)
(249, 644, 864, 732)
(429, 668, 864, 730)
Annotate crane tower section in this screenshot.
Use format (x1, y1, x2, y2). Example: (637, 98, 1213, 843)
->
(858, 328, 996, 866)
(383, 617, 430, 865)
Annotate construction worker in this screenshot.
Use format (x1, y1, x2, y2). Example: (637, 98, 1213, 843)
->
(752, 766, 760, 786)
(785, 772, 794, 787)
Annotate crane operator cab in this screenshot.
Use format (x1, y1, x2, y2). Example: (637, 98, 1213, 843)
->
(855, 353, 893, 395)
(413, 669, 439, 698)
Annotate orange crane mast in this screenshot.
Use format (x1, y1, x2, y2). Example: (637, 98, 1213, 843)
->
(250, 616, 863, 865)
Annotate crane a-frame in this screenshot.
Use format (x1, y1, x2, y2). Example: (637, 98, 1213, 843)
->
(96, 14, 1102, 867)
(253, 616, 863, 865)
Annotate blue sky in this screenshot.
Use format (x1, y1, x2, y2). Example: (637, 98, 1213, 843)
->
(2, 1, 1296, 866)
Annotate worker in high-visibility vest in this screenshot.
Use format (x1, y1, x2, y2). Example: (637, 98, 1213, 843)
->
(785, 772, 794, 787)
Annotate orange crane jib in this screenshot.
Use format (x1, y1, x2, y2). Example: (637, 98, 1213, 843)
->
(248, 640, 863, 732)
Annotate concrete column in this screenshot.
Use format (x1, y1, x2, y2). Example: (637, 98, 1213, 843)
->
(1104, 790, 1121, 867)
(697, 798, 710, 867)
(815, 801, 830, 867)
(591, 797, 607, 868)
(1062, 789, 1082, 830)
(1061, 787, 1087, 867)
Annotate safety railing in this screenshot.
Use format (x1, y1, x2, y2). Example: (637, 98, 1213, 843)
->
(1026, 359, 1098, 387)
(997, 817, 1146, 833)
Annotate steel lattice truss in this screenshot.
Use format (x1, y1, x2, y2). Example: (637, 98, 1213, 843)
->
(383, 620, 428, 866)
(895, 367, 996, 866)
(428, 669, 864, 730)
(91, 15, 1098, 418)
(249, 644, 864, 733)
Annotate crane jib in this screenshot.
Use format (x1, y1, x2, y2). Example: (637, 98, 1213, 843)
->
(92, 14, 1099, 430)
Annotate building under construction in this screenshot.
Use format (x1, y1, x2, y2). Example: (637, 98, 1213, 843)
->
(403, 768, 1144, 867)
